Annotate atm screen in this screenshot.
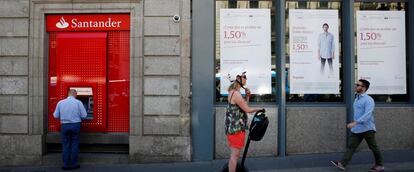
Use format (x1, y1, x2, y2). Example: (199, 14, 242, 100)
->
(70, 87, 94, 120)
(78, 96, 94, 120)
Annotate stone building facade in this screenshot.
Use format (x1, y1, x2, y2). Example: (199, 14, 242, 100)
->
(0, 0, 413, 166)
(0, 0, 191, 165)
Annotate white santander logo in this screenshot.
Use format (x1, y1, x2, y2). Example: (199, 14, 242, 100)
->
(56, 17, 69, 29)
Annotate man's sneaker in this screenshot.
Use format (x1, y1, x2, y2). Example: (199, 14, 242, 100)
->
(330, 160, 346, 171)
(370, 165, 385, 172)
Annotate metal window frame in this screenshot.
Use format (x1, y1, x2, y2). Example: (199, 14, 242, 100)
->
(355, 0, 408, 2)
(192, 0, 215, 161)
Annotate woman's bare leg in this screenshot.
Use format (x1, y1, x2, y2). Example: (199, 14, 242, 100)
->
(228, 147, 241, 172)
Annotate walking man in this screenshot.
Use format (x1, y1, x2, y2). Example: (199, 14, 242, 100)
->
(54, 89, 87, 170)
(331, 79, 384, 171)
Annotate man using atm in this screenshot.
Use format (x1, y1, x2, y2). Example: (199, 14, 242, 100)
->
(53, 89, 87, 170)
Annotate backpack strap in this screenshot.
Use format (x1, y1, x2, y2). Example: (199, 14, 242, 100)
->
(228, 91, 236, 104)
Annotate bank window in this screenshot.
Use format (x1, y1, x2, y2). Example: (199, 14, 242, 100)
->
(215, 0, 276, 103)
(354, 1, 410, 103)
(286, 1, 343, 102)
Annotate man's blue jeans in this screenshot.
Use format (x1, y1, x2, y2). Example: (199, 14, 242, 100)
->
(61, 123, 81, 168)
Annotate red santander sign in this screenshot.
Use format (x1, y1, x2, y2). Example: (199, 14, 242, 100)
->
(46, 14, 130, 31)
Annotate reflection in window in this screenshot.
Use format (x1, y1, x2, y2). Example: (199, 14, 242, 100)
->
(354, 2, 409, 103)
(286, 1, 343, 102)
(298, 2, 307, 9)
(319, 2, 329, 9)
(215, 0, 276, 103)
(228, 0, 237, 8)
(250, 1, 259, 8)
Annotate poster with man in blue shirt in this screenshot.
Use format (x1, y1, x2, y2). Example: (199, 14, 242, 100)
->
(331, 79, 384, 172)
(53, 89, 87, 170)
(318, 23, 335, 74)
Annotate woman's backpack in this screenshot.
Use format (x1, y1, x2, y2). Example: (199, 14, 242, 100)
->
(249, 109, 269, 141)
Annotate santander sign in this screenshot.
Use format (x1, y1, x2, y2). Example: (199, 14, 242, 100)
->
(56, 17, 69, 29)
(47, 14, 130, 31)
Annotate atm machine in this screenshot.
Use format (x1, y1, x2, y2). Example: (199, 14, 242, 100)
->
(47, 14, 130, 133)
(70, 87, 94, 120)
(47, 32, 108, 132)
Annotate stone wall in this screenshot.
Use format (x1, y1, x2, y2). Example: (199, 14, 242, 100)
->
(286, 107, 347, 154)
(129, 0, 191, 162)
(0, 0, 42, 166)
(358, 107, 414, 151)
(286, 107, 414, 154)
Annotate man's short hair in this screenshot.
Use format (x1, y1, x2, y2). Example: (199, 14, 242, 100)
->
(322, 23, 329, 28)
(359, 79, 370, 90)
(68, 89, 77, 95)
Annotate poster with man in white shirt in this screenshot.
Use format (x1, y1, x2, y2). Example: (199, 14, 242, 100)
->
(318, 23, 335, 75)
(289, 9, 340, 94)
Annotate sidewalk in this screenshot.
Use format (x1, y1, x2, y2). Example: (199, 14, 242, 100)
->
(1, 150, 413, 172)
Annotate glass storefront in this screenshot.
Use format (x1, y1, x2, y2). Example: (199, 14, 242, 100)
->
(214, 0, 410, 104)
(215, 0, 277, 103)
(286, 1, 343, 102)
(354, 2, 409, 103)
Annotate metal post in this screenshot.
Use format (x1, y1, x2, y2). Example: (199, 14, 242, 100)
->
(241, 138, 251, 166)
(342, 0, 355, 141)
(275, 0, 287, 157)
(409, 0, 414, 104)
(191, 0, 215, 161)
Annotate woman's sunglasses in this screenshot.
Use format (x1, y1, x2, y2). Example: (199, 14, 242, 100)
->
(355, 84, 365, 87)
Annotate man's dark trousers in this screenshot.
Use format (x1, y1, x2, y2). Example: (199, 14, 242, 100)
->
(320, 58, 333, 72)
(61, 123, 81, 168)
(342, 130, 383, 166)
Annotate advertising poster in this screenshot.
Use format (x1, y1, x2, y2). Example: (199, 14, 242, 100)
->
(220, 9, 271, 95)
(289, 9, 340, 94)
(357, 11, 406, 94)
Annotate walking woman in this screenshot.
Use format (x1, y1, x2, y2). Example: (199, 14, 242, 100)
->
(225, 67, 262, 172)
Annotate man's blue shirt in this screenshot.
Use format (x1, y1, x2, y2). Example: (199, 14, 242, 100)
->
(318, 32, 335, 59)
(53, 96, 87, 124)
(351, 93, 376, 134)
